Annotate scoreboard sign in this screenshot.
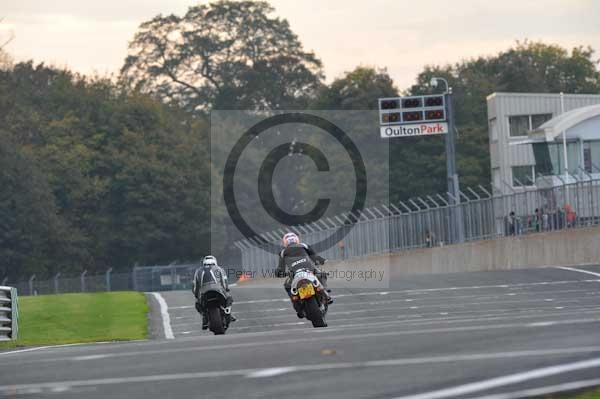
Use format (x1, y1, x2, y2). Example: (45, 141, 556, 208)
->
(378, 94, 448, 138)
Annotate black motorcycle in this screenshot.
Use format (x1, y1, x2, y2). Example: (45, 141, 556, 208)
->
(199, 282, 231, 335)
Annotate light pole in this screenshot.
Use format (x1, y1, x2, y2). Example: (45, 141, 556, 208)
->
(430, 77, 463, 243)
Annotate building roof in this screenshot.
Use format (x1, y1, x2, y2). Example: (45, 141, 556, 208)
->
(486, 92, 600, 100)
(531, 104, 600, 141)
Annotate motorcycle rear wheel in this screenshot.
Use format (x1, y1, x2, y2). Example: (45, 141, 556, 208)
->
(208, 306, 226, 335)
(304, 296, 327, 328)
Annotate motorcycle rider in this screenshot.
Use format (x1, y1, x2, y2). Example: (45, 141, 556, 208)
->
(276, 232, 333, 318)
(192, 255, 236, 330)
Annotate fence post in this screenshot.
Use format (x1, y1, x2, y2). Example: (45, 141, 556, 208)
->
(132, 266, 138, 291)
(1, 277, 7, 286)
(28, 275, 36, 296)
(80, 270, 88, 292)
(106, 268, 113, 292)
(171, 264, 176, 291)
(54, 273, 61, 294)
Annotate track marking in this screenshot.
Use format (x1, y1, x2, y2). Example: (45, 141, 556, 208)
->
(5, 348, 600, 393)
(473, 378, 600, 399)
(72, 354, 110, 361)
(556, 266, 600, 278)
(0, 347, 50, 356)
(10, 316, 600, 367)
(169, 302, 593, 327)
(151, 293, 174, 340)
(171, 306, 600, 337)
(168, 280, 600, 309)
(246, 367, 296, 378)
(391, 356, 600, 399)
(0, 341, 128, 357)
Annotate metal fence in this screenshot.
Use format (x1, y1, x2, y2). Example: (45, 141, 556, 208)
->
(235, 175, 600, 274)
(7, 175, 600, 296)
(0, 286, 18, 341)
(4, 270, 133, 297)
(2, 264, 203, 296)
(132, 263, 200, 292)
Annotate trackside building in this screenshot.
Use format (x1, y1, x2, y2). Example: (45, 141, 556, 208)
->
(487, 92, 600, 195)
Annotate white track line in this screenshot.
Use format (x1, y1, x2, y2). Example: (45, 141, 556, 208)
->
(0, 347, 50, 356)
(555, 266, 600, 278)
(473, 378, 600, 399)
(169, 279, 600, 309)
(150, 293, 174, 340)
(392, 356, 600, 399)
(0, 341, 129, 357)
(4, 348, 600, 393)
(15, 318, 600, 366)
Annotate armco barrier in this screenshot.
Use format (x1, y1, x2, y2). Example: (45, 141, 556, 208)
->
(0, 286, 18, 341)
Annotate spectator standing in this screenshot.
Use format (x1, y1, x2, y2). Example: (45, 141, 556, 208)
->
(425, 230, 434, 248)
(507, 211, 516, 236)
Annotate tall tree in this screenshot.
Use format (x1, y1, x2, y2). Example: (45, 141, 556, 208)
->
(0, 62, 211, 279)
(121, 0, 323, 112)
(313, 66, 397, 109)
(0, 133, 86, 281)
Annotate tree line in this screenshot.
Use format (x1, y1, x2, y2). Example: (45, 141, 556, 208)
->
(1, 0, 600, 281)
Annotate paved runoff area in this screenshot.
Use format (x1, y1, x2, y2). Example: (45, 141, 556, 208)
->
(2, 266, 600, 398)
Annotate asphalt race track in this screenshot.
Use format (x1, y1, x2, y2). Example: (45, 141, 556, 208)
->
(2, 266, 600, 398)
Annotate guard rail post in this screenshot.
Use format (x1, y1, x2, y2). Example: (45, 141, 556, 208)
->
(0, 286, 18, 341)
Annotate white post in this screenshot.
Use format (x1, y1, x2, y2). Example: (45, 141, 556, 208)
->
(560, 92, 569, 204)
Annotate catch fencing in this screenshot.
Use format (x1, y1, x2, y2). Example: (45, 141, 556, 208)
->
(0, 286, 18, 341)
(235, 175, 600, 274)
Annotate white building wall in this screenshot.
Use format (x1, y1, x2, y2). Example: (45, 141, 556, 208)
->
(487, 92, 600, 195)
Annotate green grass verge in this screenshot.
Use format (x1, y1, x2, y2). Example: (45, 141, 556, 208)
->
(566, 388, 600, 399)
(0, 291, 148, 349)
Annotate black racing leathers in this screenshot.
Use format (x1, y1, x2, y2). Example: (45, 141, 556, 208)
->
(192, 265, 233, 314)
(276, 243, 328, 296)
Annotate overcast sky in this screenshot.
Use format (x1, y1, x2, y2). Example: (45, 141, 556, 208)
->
(1, 0, 599, 90)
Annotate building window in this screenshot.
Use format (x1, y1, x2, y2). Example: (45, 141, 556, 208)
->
(584, 141, 600, 173)
(532, 141, 583, 176)
(512, 165, 535, 187)
(509, 115, 530, 137)
(509, 113, 553, 137)
(531, 113, 552, 129)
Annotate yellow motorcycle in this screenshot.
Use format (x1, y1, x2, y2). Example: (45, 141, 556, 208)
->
(290, 269, 328, 328)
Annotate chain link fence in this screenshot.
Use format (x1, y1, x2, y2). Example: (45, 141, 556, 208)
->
(3, 264, 204, 296)
(236, 175, 600, 274)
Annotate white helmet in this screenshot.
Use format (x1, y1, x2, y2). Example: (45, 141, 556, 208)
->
(203, 255, 218, 266)
(282, 232, 300, 247)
